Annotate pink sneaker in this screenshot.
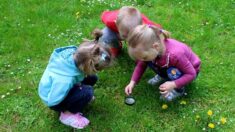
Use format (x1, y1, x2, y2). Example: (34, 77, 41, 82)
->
(59, 112, 89, 129)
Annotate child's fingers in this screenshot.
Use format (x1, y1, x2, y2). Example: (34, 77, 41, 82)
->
(159, 86, 166, 91)
(125, 87, 131, 95)
(125, 88, 129, 95)
(159, 83, 166, 88)
(129, 88, 132, 95)
(160, 90, 167, 95)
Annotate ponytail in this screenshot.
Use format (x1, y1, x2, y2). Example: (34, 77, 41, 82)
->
(92, 28, 103, 42)
(149, 25, 170, 39)
(161, 29, 170, 39)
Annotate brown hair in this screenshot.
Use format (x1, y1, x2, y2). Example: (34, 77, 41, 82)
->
(116, 6, 142, 39)
(92, 28, 103, 41)
(74, 30, 112, 75)
(127, 25, 170, 58)
(74, 41, 98, 74)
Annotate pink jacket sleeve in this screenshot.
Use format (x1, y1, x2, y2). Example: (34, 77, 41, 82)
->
(173, 54, 197, 88)
(131, 61, 147, 83)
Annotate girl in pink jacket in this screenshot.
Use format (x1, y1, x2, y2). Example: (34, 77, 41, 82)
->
(125, 25, 201, 101)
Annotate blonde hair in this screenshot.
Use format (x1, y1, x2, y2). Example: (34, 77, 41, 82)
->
(127, 25, 170, 58)
(116, 6, 142, 38)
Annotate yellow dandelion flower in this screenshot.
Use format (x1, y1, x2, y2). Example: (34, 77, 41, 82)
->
(207, 110, 213, 116)
(196, 115, 200, 119)
(162, 104, 168, 109)
(180, 100, 187, 105)
(76, 12, 79, 16)
(76, 12, 80, 19)
(220, 117, 227, 124)
(208, 123, 215, 128)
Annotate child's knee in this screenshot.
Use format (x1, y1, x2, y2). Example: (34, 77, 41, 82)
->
(87, 75, 98, 86)
(100, 27, 119, 47)
(82, 86, 94, 101)
(89, 75, 98, 84)
(167, 67, 182, 80)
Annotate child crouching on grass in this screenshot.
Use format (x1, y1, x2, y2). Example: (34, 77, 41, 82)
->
(125, 25, 201, 101)
(97, 6, 162, 57)
(38, 31, 112, 129)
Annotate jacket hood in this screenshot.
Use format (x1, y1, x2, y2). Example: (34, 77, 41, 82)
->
(47, 46, 84, 76)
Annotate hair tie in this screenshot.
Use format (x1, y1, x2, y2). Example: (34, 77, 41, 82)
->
(147, 24, 152, 28)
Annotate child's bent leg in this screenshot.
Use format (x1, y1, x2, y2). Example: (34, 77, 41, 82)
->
(147, 74, 164, 86)
(50, 84, 94, 114)
(67, 85, 94, 113)
(161, 67, 185, 101)
(51, 85, 94, 129)
(146, 62, 167, 85)
(99, 27, 122, 57)
(99, 27, 120, 48)
(166, 67, 182, 81)
(166, 67, 184, 92)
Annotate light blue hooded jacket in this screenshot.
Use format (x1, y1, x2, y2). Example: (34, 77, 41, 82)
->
(38, 46, 85, 107)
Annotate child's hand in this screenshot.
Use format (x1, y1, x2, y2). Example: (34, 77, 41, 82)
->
(125, 80, 136, 95)
(159, 81, 176, 95)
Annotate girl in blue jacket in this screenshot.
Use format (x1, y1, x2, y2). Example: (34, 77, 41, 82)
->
(38, 32, 112, 129)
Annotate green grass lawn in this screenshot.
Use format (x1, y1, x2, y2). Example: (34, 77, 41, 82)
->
(0, 0, 235, 131)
